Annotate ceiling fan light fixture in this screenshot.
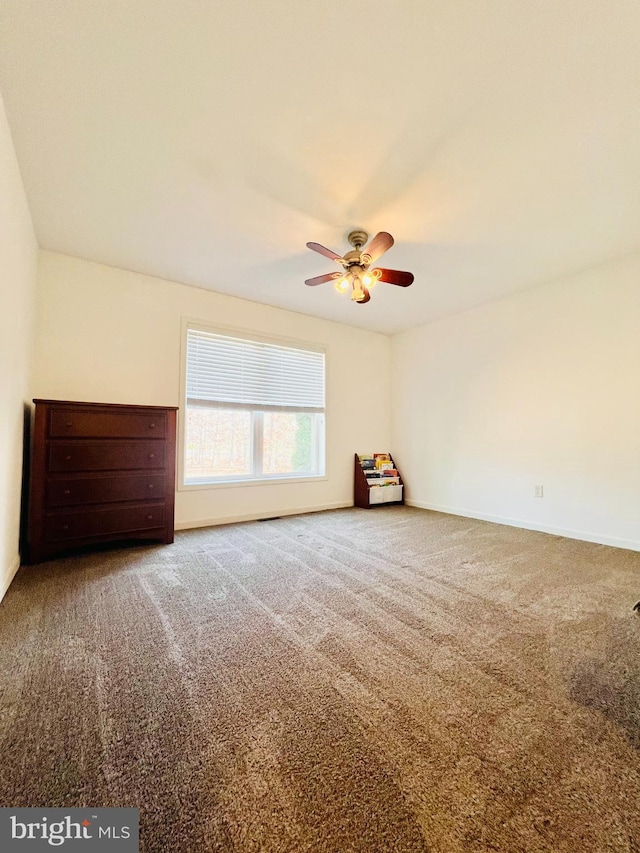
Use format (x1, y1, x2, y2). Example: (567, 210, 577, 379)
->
(353, 282, 371, 303)
(305, 229, 413, 304)
(350, 269, 364, 300)
(362, 269, 381, 288)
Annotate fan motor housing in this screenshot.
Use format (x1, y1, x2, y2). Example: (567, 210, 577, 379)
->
(343, 251, 366, 266)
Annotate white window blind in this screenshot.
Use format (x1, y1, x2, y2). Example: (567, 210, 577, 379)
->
(186, 328, 325, 411)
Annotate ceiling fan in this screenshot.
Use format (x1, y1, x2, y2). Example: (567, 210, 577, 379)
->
(305, 230, 414, 304)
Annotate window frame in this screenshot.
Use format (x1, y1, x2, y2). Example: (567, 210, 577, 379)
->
(178, 318, 328, 490)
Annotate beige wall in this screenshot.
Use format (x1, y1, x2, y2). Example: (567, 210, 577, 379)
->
(21, 214, 640, 567)
(0, 95, 38, 598)
(34, 251, 391, 528)
(391, 253, 640, 551)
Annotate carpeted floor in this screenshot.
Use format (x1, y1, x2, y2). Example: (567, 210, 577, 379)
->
(1, 507, 639, 852)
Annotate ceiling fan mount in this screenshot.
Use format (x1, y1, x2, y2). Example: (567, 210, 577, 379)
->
(305, 228, 414, 304)
(347, 230, 369, 251)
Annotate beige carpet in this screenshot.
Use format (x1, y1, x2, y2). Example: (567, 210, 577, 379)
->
(1, 507, 639, 852)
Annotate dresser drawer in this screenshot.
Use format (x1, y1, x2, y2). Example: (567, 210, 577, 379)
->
(46, 474, 166, 507)
(45, 504, 166, 542)
(48, 441, 166, 473)
(49, 409, 166, 439)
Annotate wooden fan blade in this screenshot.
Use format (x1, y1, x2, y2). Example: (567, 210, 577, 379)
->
(305, 272, 341, 286)
(361, 231, 394, 263)
(306, 242, 344, 263)
(375, 268, 414, 287)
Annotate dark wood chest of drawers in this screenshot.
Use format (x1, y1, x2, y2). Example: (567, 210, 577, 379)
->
(28, 400, 178, 563)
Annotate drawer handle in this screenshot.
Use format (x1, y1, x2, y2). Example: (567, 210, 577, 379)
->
(65, 421, 73, 427)
(65, 455, 72, 461)
(62, 524, 69, 530)
(147, 514, 153, 520)
(147, 484, 154, 490)
(148, 423, 156, 429)
(64, 489, 71, 496)
(148, 453, 155, 459)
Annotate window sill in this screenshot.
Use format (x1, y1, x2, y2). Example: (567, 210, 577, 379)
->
(178, 475, 328, 492)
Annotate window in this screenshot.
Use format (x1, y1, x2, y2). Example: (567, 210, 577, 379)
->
(183, 325, 325, 485)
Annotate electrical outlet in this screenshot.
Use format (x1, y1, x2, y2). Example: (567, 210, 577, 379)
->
(534, 484, 544, 498)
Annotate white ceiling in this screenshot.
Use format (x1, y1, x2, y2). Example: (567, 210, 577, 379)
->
(1, 0, 640, 334)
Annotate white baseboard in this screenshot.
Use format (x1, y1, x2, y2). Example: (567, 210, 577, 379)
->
(0, 555, 21, 604)
(176, 500, 353, 531)
(405, 500, 640, 553)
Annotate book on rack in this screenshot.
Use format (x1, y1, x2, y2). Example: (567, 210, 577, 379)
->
(373, 453, 391, 469)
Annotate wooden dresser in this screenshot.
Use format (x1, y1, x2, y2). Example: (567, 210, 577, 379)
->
(28, 400, 178, 563)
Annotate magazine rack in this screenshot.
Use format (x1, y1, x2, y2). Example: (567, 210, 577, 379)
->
(354, 453, 405, 509)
